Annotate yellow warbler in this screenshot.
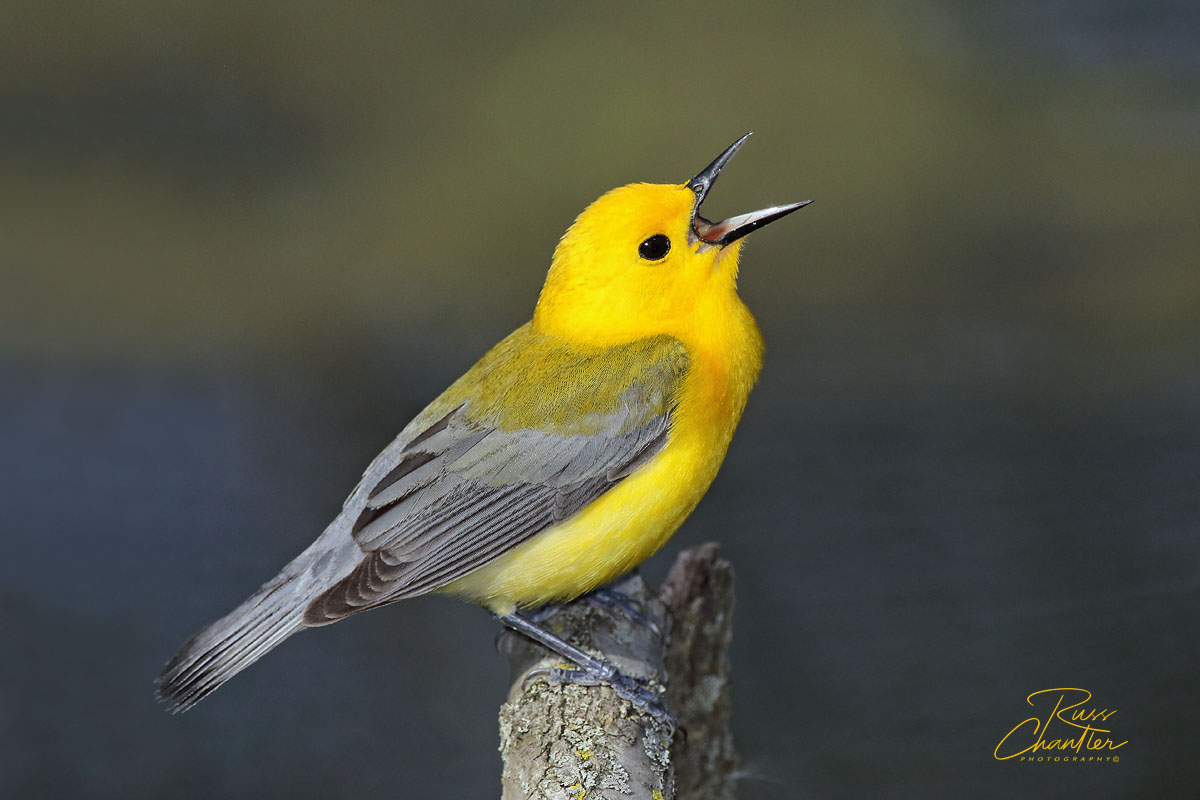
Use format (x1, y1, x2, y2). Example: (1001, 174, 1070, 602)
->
(157, 132, 808, 713)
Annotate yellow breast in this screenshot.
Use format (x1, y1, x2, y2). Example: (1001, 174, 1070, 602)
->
(442, 291, 763, 614)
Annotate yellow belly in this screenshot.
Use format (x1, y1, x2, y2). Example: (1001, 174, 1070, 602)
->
(440, 425, 718, 614)
(443, 290, 763, 614)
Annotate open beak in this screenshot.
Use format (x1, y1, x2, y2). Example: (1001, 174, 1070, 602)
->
(686, 132, 811, 247)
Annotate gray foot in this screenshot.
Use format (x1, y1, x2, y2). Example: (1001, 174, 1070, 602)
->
(499, 612, 675, 728)
(582, 587, 663, 638)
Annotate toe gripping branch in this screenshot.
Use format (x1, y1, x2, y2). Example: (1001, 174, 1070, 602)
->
(497, 573, 675, 726)
(495, 544, 740, 800)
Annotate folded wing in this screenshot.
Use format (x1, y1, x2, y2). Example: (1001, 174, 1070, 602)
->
(304, 327, 689, 622)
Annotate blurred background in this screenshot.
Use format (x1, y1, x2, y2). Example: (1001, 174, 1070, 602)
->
(3, 1, 1198, 797)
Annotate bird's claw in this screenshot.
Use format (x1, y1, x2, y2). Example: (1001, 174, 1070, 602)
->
(542, 664, 676, 728)
(581, 588, 663, 638)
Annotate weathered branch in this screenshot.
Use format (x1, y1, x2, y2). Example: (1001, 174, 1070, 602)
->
(497, 544, 738, 800)
(661, 544, 739, 800)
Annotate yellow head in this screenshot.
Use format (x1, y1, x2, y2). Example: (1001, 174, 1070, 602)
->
(532, 133, 808, 346)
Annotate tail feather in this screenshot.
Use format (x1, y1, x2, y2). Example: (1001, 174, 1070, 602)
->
(155, 571, 311, 712)
(156, 520, 364, 712)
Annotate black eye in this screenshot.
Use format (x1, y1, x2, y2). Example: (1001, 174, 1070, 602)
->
(638, 233, 671, 261)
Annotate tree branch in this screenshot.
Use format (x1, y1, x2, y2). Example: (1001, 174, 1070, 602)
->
(497, 544, 739, 800)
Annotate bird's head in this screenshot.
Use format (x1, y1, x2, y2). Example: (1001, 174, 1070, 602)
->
(533, 133, 808, 345)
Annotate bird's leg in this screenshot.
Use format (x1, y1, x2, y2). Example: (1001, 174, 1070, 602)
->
(497, 612, 673, 725)
(524, 602, 564, 624)
(580, 586, 662, 638)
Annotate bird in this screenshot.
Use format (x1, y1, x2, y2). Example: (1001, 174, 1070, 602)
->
(156, 132, 809, 714)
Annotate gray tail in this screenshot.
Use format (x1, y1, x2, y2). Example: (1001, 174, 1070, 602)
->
(155, 569, 312, 713)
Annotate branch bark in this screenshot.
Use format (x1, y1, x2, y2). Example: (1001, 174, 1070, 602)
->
(497, 543, 739, 800)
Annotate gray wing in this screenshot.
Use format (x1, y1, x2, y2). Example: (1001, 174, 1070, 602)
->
(155, 328, 686, 711)
(303, 397, 674, 623)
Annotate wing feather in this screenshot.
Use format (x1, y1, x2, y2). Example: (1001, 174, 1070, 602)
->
(303, 327, 689, 624)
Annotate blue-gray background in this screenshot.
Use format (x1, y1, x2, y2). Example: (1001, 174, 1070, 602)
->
(3, 2, 1198, 797)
